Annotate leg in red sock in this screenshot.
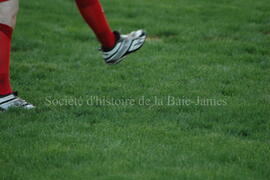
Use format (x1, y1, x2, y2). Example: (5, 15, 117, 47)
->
(0, 23, 13, 96)
(75, 0, 115, 49)
(0, 0, 19, 96)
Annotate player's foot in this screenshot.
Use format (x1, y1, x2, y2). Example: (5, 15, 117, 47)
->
(101, 30, 147, 65)
(0, 92, 35, 111)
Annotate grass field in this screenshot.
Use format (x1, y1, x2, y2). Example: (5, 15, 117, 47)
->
(1, 0, 270, 179)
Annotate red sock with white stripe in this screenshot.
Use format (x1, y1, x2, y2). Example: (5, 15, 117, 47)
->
(0, 23, 13, 96)
(75, 0, 115, 49)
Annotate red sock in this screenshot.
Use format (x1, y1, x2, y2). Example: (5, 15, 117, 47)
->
(75, 0, 115, 49)
(0, 23, 13, 96)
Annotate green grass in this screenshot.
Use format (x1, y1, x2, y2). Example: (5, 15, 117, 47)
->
(1, 0, 270, 179)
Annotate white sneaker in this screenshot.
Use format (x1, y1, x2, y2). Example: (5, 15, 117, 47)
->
(0, 92, 35, 111)
(101, 30, 147, 65)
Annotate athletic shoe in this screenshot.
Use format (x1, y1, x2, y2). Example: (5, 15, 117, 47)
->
(101, 30, 147, 65)
(0, 92, 34, 111)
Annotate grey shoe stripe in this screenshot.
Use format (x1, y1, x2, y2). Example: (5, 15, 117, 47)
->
(106, 37, 144, 64)
(106, 40, 128, 62)
(105, 43, 122, 61)
(128, 36, 146, 52)
(103, 30, 147, 64)
(0, 97, 17, 105)
(103, 43, 121, 57)
(0, 95, 15, 104)
(112, 39, 132, 60)
(0, 98, 19, 109)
